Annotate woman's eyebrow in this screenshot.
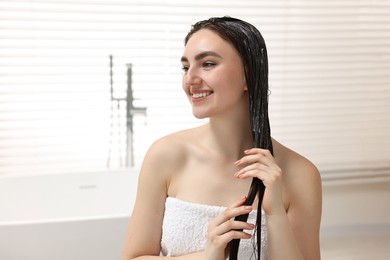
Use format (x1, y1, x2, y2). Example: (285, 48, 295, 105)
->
(181, 51, 223, 62)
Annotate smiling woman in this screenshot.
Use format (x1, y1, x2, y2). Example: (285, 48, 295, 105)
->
(121, 16, 322, 260)
(0, 1, 390, 260)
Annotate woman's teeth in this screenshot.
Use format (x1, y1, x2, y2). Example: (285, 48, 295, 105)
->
(192, 92, 211, 99)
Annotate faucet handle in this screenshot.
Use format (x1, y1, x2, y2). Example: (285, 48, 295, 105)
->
(130, 106, 147, 116)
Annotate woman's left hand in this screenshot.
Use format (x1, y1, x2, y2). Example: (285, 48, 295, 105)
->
(234, 148, 285, 216)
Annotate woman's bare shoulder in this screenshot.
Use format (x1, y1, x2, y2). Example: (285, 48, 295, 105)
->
(142, 126, 203, 173)
(272, 138, 320, 179)
(134, 127, 202, 206)
(272, 138, 322, 204)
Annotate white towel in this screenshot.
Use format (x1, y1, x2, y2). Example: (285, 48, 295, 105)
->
(160, 197, 267, 259)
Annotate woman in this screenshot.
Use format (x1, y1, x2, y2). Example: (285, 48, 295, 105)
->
(121, 17, 322, 260)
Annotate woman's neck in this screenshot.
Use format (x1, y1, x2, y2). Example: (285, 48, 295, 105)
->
(206, 107, 252, 161)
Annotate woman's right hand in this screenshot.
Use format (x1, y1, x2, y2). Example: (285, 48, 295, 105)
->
(204, 196, 255, 260)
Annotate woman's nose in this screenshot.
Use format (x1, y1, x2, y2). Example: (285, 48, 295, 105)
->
(184, 67, 202, 86)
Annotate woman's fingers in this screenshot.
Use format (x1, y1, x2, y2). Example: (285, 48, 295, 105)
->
(233, 148, 285, 216)
(207, 197, 255, 247)
(245, 148, 272, 157)
(230, 195, 248, 207)
(235, 164, 280, 180)
(211, 229, 253, 246)
(235, 149, 275, 167)
(234, 148, 281, 180)
(210, 198, 252, 227)
(211, 217, 255, 236)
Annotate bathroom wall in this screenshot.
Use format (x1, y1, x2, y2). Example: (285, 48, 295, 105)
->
(321, 177, 390, 237)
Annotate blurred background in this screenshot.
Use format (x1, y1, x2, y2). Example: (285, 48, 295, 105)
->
(0, 0, 389, 259)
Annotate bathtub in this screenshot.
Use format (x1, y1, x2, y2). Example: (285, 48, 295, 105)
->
(0, 169, 140, 260)
(2, 170, 390, 260)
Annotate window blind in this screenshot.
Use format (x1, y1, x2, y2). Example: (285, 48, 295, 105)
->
(0, 0, 389, 177)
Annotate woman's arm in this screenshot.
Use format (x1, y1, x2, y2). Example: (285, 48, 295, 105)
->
(282, 158, 322, 260)
(121, 137, 185, 259)
(266, 161, 321, 260)
(120, 139, 169, 259)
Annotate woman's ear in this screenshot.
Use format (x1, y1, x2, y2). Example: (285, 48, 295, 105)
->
(242, 72, 248, 90)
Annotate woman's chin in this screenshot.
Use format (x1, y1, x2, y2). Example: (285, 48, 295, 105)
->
(192, 111, 209, 119)
(193, 114, 207, 119)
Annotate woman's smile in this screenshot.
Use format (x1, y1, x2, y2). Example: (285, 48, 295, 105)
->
(191, 91, 213, 102)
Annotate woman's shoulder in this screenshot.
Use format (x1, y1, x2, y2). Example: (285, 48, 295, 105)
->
(143, 126, 204, 171)
(272, 138, 321, 185)
(272, 138, 322, 211)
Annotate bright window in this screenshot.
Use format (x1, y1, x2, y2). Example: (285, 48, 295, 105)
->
(1, 0, 389, 178)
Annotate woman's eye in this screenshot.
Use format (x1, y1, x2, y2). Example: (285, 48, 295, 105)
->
(181, 66, 189, 73)
(203, 62, 216, 68)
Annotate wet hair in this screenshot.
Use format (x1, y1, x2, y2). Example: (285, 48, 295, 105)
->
(184, 17, 273, 259)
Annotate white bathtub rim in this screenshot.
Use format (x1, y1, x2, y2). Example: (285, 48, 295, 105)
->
(0, 213, 131, 227)
(0, 168, 139, 179)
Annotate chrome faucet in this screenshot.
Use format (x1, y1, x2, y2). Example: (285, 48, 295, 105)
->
(107, 55, 146, 168)
(126, 63, 146, 167)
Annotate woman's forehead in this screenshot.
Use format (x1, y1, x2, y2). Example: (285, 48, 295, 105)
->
(182, 29, 238, 60)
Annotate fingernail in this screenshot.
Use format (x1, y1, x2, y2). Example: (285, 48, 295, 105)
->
(244, 206, 253, 210)
(244, 149, 250, 154)
(234, 160, 240, 165)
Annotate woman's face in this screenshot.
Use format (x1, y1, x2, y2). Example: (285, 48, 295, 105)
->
(181, 29, 247, 119)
